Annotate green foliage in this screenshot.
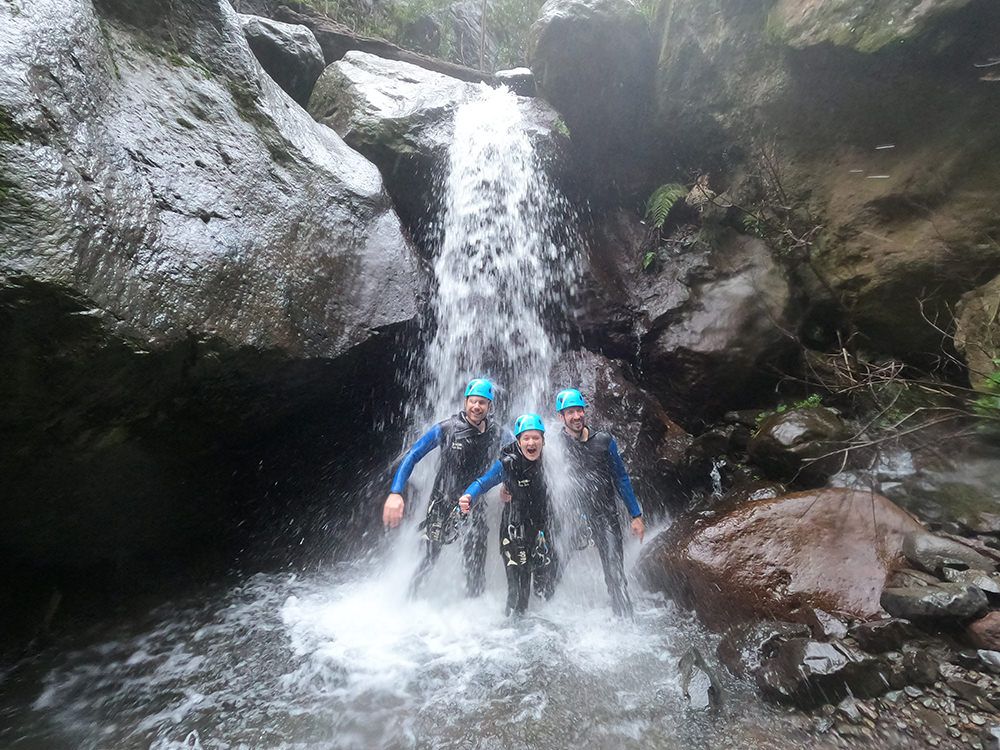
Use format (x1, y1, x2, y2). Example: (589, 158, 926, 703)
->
(974, 359, 1000, 417)
(756, 393, 823, 425)
(641, 251, 657, 271)
(645, 183, 686, 229)
(553, 116, 570, 139)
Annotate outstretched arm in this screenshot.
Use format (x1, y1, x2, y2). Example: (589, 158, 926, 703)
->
(608, 438, 645, 542)
(383, 424, 443, 527)
(390, 424, 443, 494)
(608, 438, 642, 518)
(458, 460, 503, 511)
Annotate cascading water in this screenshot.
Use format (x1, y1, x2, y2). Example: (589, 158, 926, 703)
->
(0, 88, 813, 750)
(421, 84, 575, 420)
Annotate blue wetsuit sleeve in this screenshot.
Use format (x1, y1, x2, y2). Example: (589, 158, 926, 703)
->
(608, 438, 642, 517)
(389, 424, 443, 494)
(463, 460, 503, 504)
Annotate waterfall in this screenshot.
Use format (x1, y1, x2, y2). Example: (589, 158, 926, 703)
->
(420, 84, 578, 423)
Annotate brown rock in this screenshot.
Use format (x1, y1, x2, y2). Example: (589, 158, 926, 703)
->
(969, 613, 1000, 651)
(638, 488, 925, 628)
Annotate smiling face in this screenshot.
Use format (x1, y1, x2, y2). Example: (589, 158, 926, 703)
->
(517, 430, 544, 460)
(464, 396, 490, 424)
(559, 405, 586, 435)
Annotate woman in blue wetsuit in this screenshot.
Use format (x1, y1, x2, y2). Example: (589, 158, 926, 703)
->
(459, 414, 558, 616)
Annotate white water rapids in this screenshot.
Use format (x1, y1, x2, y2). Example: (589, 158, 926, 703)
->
(0, 88, 816, 749)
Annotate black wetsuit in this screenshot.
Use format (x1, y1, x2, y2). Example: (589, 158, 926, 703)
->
(391, 412, 500, 597)
(466, 442, 559, 615)
(560, 428, 642, 617)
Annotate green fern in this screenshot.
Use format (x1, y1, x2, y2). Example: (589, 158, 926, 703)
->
(645, 183, 687, 229)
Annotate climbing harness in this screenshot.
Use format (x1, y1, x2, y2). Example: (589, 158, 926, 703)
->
(532, 531, 552, 567)
(501, 523, 528, 567)
(419, 500, 466, 545)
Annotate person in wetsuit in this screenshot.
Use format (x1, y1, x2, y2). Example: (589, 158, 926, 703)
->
(459, 414, 557, 616)
(555, 388, 644, 618)
(383, 378, 501, 598)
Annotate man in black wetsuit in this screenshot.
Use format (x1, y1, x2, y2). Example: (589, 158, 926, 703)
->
(555, 388, 644, 618)
(459, 413, 557, 616)
(383, 378, 501, 597)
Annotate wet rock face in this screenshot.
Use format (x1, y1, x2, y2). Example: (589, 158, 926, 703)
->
(880, 583, 989, 621)
(239, 14, 325, 106)
(769, 0, 974, 52)
(678, 647, 723, 711)
(549, 349, 691, 509)
(902, 531, 997, 576)
(528, 0, 654, 195)
(579, 218, 796, 424)
(309, 51, 566, 239)
(0, 0, 417, 571)
(651, 0, 1000, 357)
(716, 621, 811, 678)
(755, 638, 902, 708)
(748, 407, 852, 485)
(968, 612, 1000, 651)
(639, 488, 925, 627)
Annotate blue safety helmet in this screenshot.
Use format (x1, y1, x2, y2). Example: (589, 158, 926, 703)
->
(464, 378, 495, 401)
(513, 413, 546, 437)
(555, 388, 587, 412)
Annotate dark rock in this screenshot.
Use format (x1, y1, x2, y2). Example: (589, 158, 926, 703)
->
(528, 0, 654, 197)
(948, 679, 1000, 714)
(755, 638, 893, 707)
(903, 531, 996, 576)
(748, 407, 853, 485)
(575, 214, 796, 423)
(981, 651, 1000, 674)
(716, 620, 811, 678)
(638, 488, 924, 628)
(239, 13, 325, 106)
(882, 443, 1000, 535)
(678, 647, 722, 711)
(881, 584, 989, 621)
(308, 50, 566, 239)
(638, 231, 796, 424)
(803, 608, 849, 641)
(888, 568, 942, 589)
(969, 613, 1000, 651)
(495, 67, 536, 97)
(944, 568, 1000, 597)
(849, 618, 922, 654)
(0, 0, 417, 571)
(899, 648, 940, 687)
(549, 349, 690, 512)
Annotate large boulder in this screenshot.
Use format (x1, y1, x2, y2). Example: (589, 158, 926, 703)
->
(528, 0, 655, 197)
(549, 349, 691, 509)
(639, 488, 925, 628)
(0, 0, 418, 571)
(748, 406, 853, 484)
(579, 215, 796, 423)
(239, 13, 325, 106)
(955, 273, 1000, 392)
(308, 50, 567, 238)
(651, 0, 1000, 358)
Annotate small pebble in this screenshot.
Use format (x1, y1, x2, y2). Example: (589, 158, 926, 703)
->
(973, 715, 988, 726)
(906, 686, 925, 698)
